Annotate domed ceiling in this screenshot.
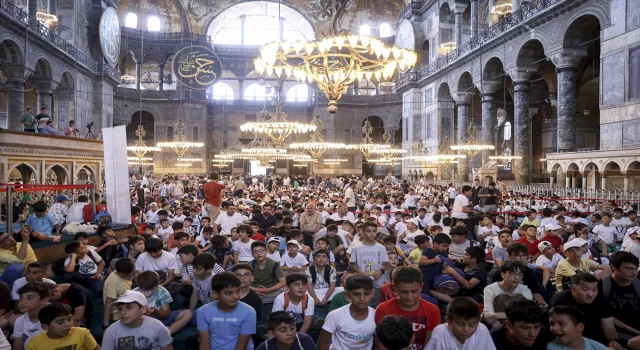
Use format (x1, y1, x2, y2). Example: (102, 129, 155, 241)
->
(118, 0, 409, 35)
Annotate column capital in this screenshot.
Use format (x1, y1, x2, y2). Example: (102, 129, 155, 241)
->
(528, 107, 539, 118)
(454, 92, 474, 105)
(454, 1, 468, 13)
(31, 80, 59, 94)
(550, 49, 587, 70)
(598, 170, 608, 178)
(508, 67, 538, 83)
(2, 66, 32, 82)
(481, 80, 501, 95)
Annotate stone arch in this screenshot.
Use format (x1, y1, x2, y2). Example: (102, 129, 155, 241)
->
(548, 162, 562, 173)
(421, 39, 430, 66)
(562, 14, 602, 49)
(566, 162, 579, 173)
(75, 165, 95, 184)
(389, 113, 403, 130)
(483, 57, 505, 82)
(602, 160, 623, 172)
(7, 163, 39, 183)
(437, 81, 452, 100)
(516, 39, 546, 69)
(32, 57, 53, 80)
(45, 164, 70, 184)
(0, 39, 24, 65)
(581, 161, 599, 173)
(127, 110, 156, 145)
(624, 159, 640, 173)
(457, 71, 474, 94)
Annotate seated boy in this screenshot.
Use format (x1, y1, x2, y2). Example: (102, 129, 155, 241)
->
(63, 241, 105, 293)
(267, 237, 283, 263)
(449, 227, 471, 262)
(305, 249, 340, 306)
(407, 235, 430, 266)
(375, 315, 414, 350)
(135, 237, 178, 293)
(318, 274, 376, 350)
(170, 232, 191, 275)
(375, 266, 441, 350)
(432, 246, 487, 304)
(95, 226, 127, 269)
(418, 233, 451, 294)
(272, 273, 314, 334)
(281, 240, 309, 273)
(197, 272, 257, 350)
(24, 201, 58, 239)
(133, 270, 192, 335)
(548, 305, 610, 350)
(12, 262, 55, 300)
(26, 303, 98, 350)
(257, 311, 316, 350)
(188, 252, 224, 312)
(102, 290, 172, 349)
(231, 264, 263, 321)
(536, 241, 563, 270)
(102, 257, 136, 328)
(540, 224, 564, 254)
(13, 282, 51, 350)
(308, 238, 336, 268)
(426, 296, 495, 349)
(176, 244, 198, 299)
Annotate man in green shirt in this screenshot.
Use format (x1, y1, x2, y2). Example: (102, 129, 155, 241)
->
(250, 241, 286, 303)
(19, 107, 35, 132)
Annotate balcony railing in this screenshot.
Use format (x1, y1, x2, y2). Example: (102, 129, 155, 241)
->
(114, 87, 206, 100)
(121, 27, 210, 42)
(0, 0, 99, 72)
(97, 64, 121, 82)
(398, 0, 566, 88)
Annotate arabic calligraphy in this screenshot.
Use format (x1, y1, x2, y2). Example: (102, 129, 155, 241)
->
(172, 46, 222, 90)
(99, 8, 120, 67)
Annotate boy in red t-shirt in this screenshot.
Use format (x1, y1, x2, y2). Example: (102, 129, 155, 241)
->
(516, 224, 541, 259)
(375, 266, 440, 350)
(540, 223, 564, 253)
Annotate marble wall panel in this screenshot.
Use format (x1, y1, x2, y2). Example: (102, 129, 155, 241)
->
(600, 122, 623, 149)
(602, 52, 626, 105)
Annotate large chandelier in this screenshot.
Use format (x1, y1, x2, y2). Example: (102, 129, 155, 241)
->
(492, 3, 512, 15)
(253, 1, 417, 114)
(408, 139, 431, 167)
(429, 136, 466, 166)
(127, 125, 161, 164)
(450, 123, 495, 159)
(211, 159, 234, 169)
(368, 129, 407, 159)
(157, 118, 205, 158)
(240, 82, 316, 147)
(350, 120, 391, 159)
(490, 140, 520, 167)
(289, 114, 347, 159)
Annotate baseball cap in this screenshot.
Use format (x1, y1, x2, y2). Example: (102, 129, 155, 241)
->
(268, 237, 280, 244)
(545, 223, 561, 231)
(149, 202, 158, 207)
(406, 217, 421, 226)
(56, 194, 69, 202)
(538, 241, 554, 253)
(627, 227, 640, 236)
(109, 290, 147, 308)
(563, 238, 587, 252)
(286, 239, 302, 249)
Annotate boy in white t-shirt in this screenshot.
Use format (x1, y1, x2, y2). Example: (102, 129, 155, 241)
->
(611, 208, 632, 242)
(233, 224, 255, 263)
(426, 296, 495, 350)
(272, 273, 315, 333)
(63, 241, 105, 294)
(318, 274, 376, 350)
(281, 240, 309, 273)
(535, 241, 563, 270)
(266, 237, 282, 263)
(477, 215, 500, 247)
(593, 213, 618, 255)
(155, 218, 173, 246)
(13, 282, 51, 350)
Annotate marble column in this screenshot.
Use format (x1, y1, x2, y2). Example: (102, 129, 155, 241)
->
(455, 92, 473, 181)
(565, 174, 571, 188)
(551, 49, 587, 152)
(512, 0, 522, 12)
(571, 173, 576, 188)
(623, 172, 629, 191)
(481, 81, 500, 164)
(470, 0, 479, 37)
(509, 68, 536, 184)
(454, 4, 467, 49)
(581, 172, 587, 189)
(135, 62, 141, 90)
(550, 174, 555, 187)
(4, 67, 28, 131)
(600, 171, 607, 190)
(158, 64, 165, 91)
(238, 80, 245, 100)
(28, 0, 37, 16)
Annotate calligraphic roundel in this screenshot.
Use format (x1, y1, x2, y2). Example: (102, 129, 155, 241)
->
(172, 45, 223, 90)
(99, 7, 121, 67)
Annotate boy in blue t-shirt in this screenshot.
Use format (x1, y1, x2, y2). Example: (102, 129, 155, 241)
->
(197, 272, 257, 350)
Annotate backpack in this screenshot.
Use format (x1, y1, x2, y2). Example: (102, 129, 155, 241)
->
(93, 210, 112, 228)
(309, 265, 331, 286)
(602, 275, 640, 300)
(284, 292, 308, 314)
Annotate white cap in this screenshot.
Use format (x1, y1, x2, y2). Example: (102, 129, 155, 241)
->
(406, 217, 421, 226)
(545, 223, 561, 231)
(627, 227, 640, 236)
(286, 239, 302, 249)
(149, 202, 158, 207)
(563, 238, 587, 252)
(109, 290, 147, 308)
(538, 241, 554, 253)
(268, 237, 280, 244)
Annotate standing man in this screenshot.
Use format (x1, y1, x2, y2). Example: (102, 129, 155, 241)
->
(343, 181, 356, 213)
(478, 182, 501, 214)
(471, 178, 483, 206)
(20, 107, 35, 132)
(35, 107, 49, 133)
(299, 203, 322, 247)
(203, 172, 228, 223)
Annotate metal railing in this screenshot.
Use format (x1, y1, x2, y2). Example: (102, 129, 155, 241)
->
(0, 0, 99, 72)
(398, 0, 566, 88)
(97, 63, 121, 82)
(114, 87, 207, 100)
(121, 27, 211, 42)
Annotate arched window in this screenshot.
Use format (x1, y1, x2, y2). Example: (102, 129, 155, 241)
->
(359, 24, 371, 36)
(244, 83, 273, 101)
(208, 2, 314, 46)
(125, 13, 138, 29)
(147, 16, 160, 32)
(379, 23, 392, 38)
(286, 84, 308, 102)
(210, 82, 234, 100)
(358, 79, 377, 96)
(504, 121, 512, 140)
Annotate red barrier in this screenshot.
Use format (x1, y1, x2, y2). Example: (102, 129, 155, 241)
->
(530, 197, 631, 203)
(0, 184, 94, 193)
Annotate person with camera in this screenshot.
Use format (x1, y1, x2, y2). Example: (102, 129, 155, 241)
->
(64, 120, 79, 137)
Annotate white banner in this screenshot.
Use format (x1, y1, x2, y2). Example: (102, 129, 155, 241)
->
(102, 125, 131, 224)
